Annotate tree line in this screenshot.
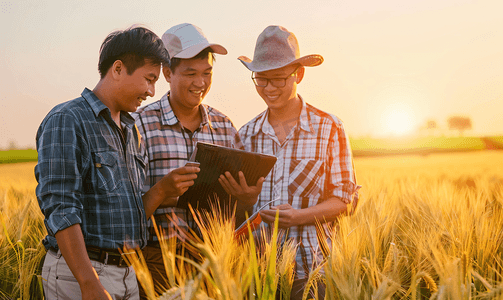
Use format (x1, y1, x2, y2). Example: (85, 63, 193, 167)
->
(425, 116, 472, 136)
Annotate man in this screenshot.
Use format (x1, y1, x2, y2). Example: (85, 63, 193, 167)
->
(35, 26, 193, 300)
(133, 23, 262, 299)
(221, 25, 360, 299)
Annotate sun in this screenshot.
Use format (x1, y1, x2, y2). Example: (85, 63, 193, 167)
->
(383, 107, 415, 136)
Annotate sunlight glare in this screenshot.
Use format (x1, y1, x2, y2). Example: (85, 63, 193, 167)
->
(383, 107, 415, 136)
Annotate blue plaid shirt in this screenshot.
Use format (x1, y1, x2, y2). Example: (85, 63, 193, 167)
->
(35, 88, 148, 251)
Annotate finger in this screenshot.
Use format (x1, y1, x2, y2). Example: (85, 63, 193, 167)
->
(224, 172, 241, 189)
(172, 173, 198, 184)
(218, 175, 233, 190)
(255, 177, 265, 189)
(270, 203, 291, 210)
(173, 176, 197, 186)
(261, 212, 283, 224)
(219, 174, 230, 185)
(259, 209, 277, 217)
(238, 171, 250, 189)
(176, 166, 200, 174)
(176, 180, 195, 189)
(260, 213, 275, 224)
(175, 185, 190, 195)
(218, 177, 232, 194)
(179, 173, 198, 181)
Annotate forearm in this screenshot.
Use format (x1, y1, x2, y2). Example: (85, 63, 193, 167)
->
(142, 166, 200, 218)
(55, 224, 101, 288)
(296, 197, 349, 226)
(142, 183, 176, 218)
(157, 197, 179, 209)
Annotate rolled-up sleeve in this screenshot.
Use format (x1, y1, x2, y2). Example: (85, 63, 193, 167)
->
(35, 112, 88, 237)
(325, 122, 359, 204)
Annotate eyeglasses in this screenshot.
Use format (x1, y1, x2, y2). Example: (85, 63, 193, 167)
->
(251, 67, 299, 88)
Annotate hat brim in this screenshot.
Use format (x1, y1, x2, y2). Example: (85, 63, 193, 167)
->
(174, 43, 227, 59)
(238, 54, 323, 72)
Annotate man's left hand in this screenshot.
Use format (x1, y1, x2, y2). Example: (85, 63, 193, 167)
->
(260, 203, 299, 229)
(218, 171, 264, 207)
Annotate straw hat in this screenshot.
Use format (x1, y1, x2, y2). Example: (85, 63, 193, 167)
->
(238, 25, 323, 72)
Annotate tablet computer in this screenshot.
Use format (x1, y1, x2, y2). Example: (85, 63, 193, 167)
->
(177, 142, 277, 211)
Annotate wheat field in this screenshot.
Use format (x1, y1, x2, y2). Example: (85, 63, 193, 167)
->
(1, 151, 503, 299)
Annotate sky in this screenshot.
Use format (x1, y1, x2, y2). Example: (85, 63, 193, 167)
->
(1, 0, 502, 149)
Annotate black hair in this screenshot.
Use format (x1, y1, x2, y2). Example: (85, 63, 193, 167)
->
(169, 47, 216, 73)
(98, 26, 169, 78)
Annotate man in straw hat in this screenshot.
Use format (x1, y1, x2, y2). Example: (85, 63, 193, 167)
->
(133, 23, 263, 299)
(219, 25, 360, 299)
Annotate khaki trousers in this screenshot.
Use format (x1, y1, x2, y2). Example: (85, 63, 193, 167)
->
(42, 249, 139, 300)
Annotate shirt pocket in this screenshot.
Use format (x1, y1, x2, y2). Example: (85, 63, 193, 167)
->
(133, 153, 147, 187)
(288, 159, 325, 200)
(92, 151, 122, 194)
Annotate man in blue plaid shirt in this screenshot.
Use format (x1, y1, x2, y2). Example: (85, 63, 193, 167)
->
(35, 27, 190, 300)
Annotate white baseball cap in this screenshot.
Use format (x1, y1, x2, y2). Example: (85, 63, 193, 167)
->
(161, 23, 227, 59)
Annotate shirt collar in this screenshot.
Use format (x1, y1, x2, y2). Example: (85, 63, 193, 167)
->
(297, 95, 313, 134)
(82, 88, 108, 117)
(120, 111, 135, 128)
(81, 88, 135, 128)
(251, 94, 314, 136)
(159, 91, 214, 130)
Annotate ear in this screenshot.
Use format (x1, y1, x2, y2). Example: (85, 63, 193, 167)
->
(111, 60, 125, 80)
(163, 66, 172, 83)
(295, 66, 305, 84)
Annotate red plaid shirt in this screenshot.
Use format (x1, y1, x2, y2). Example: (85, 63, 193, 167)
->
(133, 92, 243, 242)
(239, 95, 360, 277)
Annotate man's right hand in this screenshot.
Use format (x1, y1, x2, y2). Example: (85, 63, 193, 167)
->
(81, 280, 112, 300)
(55, 224, 112, 300)
(157, 166, 200, 207)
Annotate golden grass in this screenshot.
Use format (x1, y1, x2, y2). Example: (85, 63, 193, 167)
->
(1, 152, 503, 299)
(0, 162, 45, 299)
(323, 151, 503, 299)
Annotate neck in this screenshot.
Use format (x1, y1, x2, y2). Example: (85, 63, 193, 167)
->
(93, 80, 121, 127)
(268, 96, 302, 125)
(169, 95, 202, 132)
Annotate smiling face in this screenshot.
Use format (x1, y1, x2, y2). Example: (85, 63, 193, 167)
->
(164, 52, 213, 111)
(115, 59, 160, 112)
(253, 64, 304, 112)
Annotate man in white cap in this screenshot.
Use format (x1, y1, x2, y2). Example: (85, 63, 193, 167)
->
(132, 23, 263, 299)
(220, 25, 360, 299)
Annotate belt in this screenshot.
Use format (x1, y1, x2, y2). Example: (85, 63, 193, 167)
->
(86, 246, 129, 267)
(49, 246, 131, 267)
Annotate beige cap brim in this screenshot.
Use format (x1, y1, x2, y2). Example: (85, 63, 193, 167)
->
(238, 54, 323, 72)
(174, 43, 227, 59)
